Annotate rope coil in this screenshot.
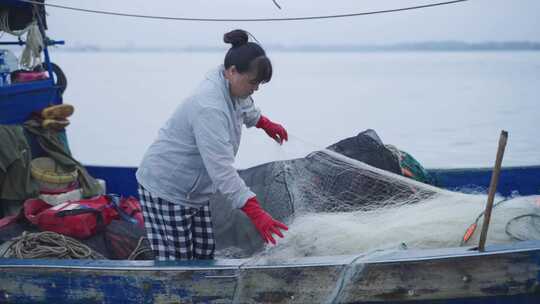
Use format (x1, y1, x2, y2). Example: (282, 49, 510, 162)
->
(0, 231, 153, 260)
(127, 237, 153, 260)
(2, 231, 105, 260)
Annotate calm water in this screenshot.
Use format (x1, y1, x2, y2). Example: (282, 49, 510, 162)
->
(55, 51, 540, 169)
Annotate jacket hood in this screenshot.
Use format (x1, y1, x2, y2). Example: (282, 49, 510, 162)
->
(205, 65, 230, 94)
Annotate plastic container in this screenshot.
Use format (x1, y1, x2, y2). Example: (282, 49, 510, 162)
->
(30, 157, 78, 191)
(0, 55, 9, 86)
(0, 49, 19, 86)
(13, 70, 48, 83)
(0, 49, 18, 71)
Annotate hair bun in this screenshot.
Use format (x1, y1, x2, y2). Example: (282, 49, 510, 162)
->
(223, 29, 249, 48)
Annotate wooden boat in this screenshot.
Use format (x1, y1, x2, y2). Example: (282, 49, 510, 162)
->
(1, 1, 540, 303)
(0, 236, 539, 303)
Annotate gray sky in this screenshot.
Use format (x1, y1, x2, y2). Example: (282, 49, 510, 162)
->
(44, 0, 540, 48)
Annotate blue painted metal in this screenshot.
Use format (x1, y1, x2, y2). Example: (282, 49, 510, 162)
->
(86, 165, 139, 197)
(0, 40, 65, 46)
(0, 80, 61, 124)
(430, 166, 540, 197)
(85, 165, 540, 199)
(0, 0, 63, 125)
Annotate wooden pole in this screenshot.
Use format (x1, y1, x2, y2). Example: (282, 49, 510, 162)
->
(478, 130, 508, 252)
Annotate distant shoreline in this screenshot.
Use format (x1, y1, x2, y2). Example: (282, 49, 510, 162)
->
(57, 41, 540, 53)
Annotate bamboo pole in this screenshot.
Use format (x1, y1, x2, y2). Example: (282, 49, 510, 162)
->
(478, 130, 508, 252)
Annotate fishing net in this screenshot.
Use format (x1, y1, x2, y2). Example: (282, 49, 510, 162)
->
(506, 214, 540, 241)
(210, 130, 540, 259)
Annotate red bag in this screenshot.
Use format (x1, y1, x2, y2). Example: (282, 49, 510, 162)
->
(119, 196, 144, 228)
(108, 195, 144, 228)
(24, 196, 119, 239)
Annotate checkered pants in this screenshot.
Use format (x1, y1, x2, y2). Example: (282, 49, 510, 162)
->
(138, 184, 215, 260)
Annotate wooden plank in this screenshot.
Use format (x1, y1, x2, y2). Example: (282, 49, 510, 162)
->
(1, 244, 540, 303)
(337, 250, 540, 303)
(0, 266, 238, 303)
(234, 264, 348, 303)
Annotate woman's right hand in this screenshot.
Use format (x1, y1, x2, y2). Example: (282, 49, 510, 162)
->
(256, 115, 288, 144)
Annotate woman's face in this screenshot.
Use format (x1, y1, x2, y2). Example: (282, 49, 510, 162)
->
(225, 66, 260, 98)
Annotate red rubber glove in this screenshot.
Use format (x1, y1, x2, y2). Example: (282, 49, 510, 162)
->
(256, 115, 288, 144)
(241, 197, 288, 244)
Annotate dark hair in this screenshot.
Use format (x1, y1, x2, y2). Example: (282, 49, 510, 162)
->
(223, 29, 272, 83)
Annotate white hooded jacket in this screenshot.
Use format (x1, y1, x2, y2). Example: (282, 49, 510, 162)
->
(136, 65, 261, 209)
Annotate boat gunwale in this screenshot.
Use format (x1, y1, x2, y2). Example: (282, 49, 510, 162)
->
(1, 240, 539, 271)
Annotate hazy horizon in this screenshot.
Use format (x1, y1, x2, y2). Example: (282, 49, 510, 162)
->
(55, 41, 540, 52)
(43, 0, 540, 48)
(56, 51, 540, 168)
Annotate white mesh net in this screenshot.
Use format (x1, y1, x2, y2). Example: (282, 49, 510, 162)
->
(211, 135, 540, 259)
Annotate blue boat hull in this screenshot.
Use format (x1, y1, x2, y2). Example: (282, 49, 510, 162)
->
(1, 164, 539, 303)
(1, 241, 539, 303)
(1, 164, 540, 303)
(84, 164, 540, 199)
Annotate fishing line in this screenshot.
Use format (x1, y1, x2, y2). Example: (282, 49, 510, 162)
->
(288, 133, 325, 150)
(17, 0, 469, 22)
(268, 132, 333, 163)
(460, 197, 510, 245)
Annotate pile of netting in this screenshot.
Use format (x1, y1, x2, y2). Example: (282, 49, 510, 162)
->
(210, 131, 540, 259)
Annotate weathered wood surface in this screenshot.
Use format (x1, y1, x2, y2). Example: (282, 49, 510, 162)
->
(1, 242, 540, 303)
(337, 250, 540, 303)
(0, 260, 241, 303)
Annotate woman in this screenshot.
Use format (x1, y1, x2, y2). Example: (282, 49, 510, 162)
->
(136, 29, 289, 260)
